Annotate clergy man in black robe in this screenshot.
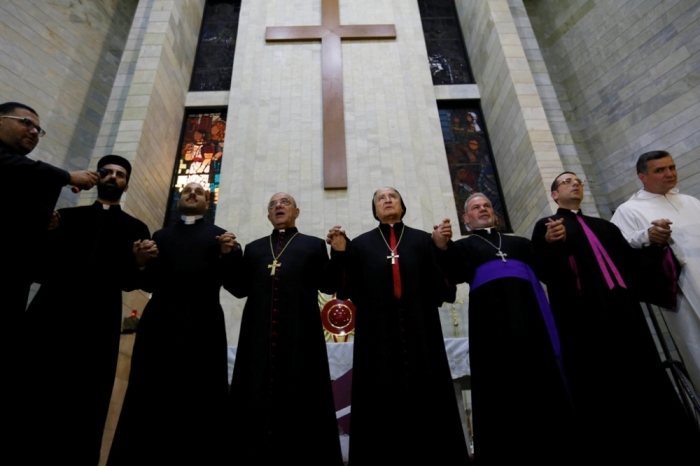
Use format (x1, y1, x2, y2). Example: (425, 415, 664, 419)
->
(108, 182, 237, 465)
(327, 187, 470, 464)
(20, 155, 151, 465)
(1, 101, 98, 461)
(227, 192, 343, 465)
(0, 101, 98, 316)
(532, 172, 700, 463)
(434, 193, 573, 464)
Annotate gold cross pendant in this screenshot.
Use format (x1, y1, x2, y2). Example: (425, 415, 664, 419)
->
(268, 259, 281, 275)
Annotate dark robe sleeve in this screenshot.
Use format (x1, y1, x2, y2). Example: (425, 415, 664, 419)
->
(606, 222, 678, 307)
(121, 218, 152, 292)
(139, 229, 163, 294)
(223, 242, 254, 299)
(0, 150, 70, 184)
(328, 239, 351, 299)
(221, 246, 245, 297)
(436, 239, 476, 286)
(531, 217, 571, 284)
(2, 148, 71, 291)
(429, 239, 457, 305)
(315, 239, 339, 295)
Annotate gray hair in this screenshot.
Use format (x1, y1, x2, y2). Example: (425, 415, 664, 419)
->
(463, 192, 490, 211)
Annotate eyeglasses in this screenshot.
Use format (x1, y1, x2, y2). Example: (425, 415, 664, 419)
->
(268, 198, 293, 210)
(555, 177, 585, 189)
(0, 116, 46, 137)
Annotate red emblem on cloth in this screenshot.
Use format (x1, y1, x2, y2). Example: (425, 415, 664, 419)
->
(321, 298, 356, 342)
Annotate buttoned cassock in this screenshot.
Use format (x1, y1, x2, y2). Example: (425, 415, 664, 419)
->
(227, 227, 342, 465)
(108, 219, 232, 466)
(611, 188, 700, 390)
(533, 208, 700, 463)
(1, 141, 71, 462)
(332, 222, 470, 465)
(22, 202, 149, 465)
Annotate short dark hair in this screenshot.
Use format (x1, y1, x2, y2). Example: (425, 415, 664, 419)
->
(636, 151, 671, 174)
(0, 102, 39, 117)
(551, 171, 577, 192)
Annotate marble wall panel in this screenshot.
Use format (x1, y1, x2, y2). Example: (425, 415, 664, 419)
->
(524, 0, 700, 216)
(0, 0, 138, 208)
(455, 0, 566, 235)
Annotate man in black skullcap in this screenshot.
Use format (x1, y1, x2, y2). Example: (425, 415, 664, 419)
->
(18, 154, 153, 465)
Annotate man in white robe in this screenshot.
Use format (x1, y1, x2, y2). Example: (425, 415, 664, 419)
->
(611, 150, 700, 390)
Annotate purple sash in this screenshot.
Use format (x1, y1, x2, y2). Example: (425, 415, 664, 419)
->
(472, 259, 561, 359)
(472, 259, 572, 403)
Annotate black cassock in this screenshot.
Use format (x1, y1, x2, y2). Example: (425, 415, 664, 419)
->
(108, 219, 232, 466)
(439, 230, 574, 463)
(19, 202, 149, 464)
(532, 208, 700, 462)
(334, 222, 470, 464)
(227, 227, 342, 465)
(1, 143, 70, 315)
(2, 143, 70, 462)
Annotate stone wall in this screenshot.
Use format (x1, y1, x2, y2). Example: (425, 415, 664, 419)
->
(92, 0, 206, 233)
(98, 1, 206, 462)
(216, 0, 462, 344)
(524, 0, 700, 216)
(509, 0, 598, 216)
(455, 0, 567, 236)
(0, 0, 138, 208)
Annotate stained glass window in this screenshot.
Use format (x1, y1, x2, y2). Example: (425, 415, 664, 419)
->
(189, 0, 241, 91)
(439, 102, 510, 234)
(166, 108, 228, 225)
(418, 0, 473, 85)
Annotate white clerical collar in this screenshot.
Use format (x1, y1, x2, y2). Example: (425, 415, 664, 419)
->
(97, 201, 118, 210)
(181, 215, 203, 225)
(474, 227, 494, 234)
(638, 188, 679, 199)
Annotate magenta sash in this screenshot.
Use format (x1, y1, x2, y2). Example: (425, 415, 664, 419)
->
(576, 215, 626, 289)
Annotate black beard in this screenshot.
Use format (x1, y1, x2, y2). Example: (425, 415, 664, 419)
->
(97, 182, 125, 202)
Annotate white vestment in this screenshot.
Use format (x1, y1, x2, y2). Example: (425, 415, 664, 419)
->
(611, 188, 700, 390)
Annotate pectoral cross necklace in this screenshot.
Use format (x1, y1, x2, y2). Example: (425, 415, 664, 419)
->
(471, 231, 508, 262)
(268, 231, 300, 276)
(377, 224, 405, 264)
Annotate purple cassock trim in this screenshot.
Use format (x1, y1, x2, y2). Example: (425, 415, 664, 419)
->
(662, 247, 679, 310)
(472, 259, 573, 403)
(575, 215, 626, 289)
(569, 255, 581, 292)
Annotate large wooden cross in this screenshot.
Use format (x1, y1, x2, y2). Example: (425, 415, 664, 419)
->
(266, 0, 396, 189)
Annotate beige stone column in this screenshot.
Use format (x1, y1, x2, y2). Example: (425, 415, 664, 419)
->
(455, 0, 567, 235)
(98, 2, 205, 464)
(523, 0, 700, 214)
